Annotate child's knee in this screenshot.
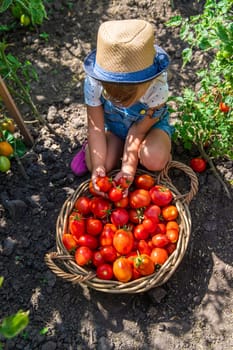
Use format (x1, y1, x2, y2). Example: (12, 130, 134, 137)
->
(139, 149, 170, 171)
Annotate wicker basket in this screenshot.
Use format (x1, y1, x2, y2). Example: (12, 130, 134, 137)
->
(45, 161, 198, 294)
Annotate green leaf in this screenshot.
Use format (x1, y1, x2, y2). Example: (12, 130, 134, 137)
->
(0, 310, 29, 339)
(0, 276, 4, 288)
(198, 37, 212, 50)
(0, 0, 13, 13)
(216, 23, 230, 43)
(14, 139, 26, 158)
(182, 48, 193, 66)
(166, 16, 182, 27)
(39, 327, 49, 335)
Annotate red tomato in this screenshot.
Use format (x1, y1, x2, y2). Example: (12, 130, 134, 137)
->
(144, 204, 161, 223)
(86, 217, 103, 236)
(134, 174, 155, 190)
(150, 247, 168, 265)
(152, 233, 170, 248)
(62, 233, 78, 251)
(89, 197, 111, 218)
(219, 102, 230, 113)
(114, 197, 129, 208)
(129, 189, 151, 209)
(99, 223, 116, 246)
(166, 228, 179, 243)
(78, 234, 98, 250)
(96, 176, 113, 192)
(166, 242, 177, 255)
(128, 208, 141, 224)
(69, 213, 85, 240)
(152, 222, 166, 236)
(74, 196, 91, 215)
(149, 185, 173, 206)
(162, 205, 178, 221)
(110, 208, 129, 227)
(132, 267, 142, 280)
(96, 263, 113, 280)
(113, 257, 133, 282)
(190, 158, 207, 173)
(113, 228, 134, 255)
(108, 186, 123, 202)
(100, 245, 118, 262)
(133, 224, 150, 240)
(142, 218, 157, 233)
(116, 176, 132, 189)
(138, 240, 152, 256)
(75, 246, 93, 266)
(89, 180, 98, 196)
(92, 250, 105, 267)
(133, 254, 155, 276)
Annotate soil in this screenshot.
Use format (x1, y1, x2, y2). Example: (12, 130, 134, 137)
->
(0, 1, 233, 349)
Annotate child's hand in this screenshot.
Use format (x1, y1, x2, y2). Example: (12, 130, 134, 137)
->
(92, 166, 108, 197)
(114, 171, 134, 198)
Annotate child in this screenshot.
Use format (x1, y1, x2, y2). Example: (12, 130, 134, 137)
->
(71, 19, 174, 195)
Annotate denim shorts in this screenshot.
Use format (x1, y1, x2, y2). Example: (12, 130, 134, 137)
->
(102, 97, 174, 140)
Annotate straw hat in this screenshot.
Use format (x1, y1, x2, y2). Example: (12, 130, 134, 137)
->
(84, 19, 170, 83)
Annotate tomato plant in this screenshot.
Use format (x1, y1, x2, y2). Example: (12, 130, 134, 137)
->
(219, 102, 230, 113)
(190, 158, 207, 173)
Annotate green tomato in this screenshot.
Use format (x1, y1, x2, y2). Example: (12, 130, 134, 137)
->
(20, 14, 31, 27)
(222, 51, 231, 59)
(0, 156, 11, 172)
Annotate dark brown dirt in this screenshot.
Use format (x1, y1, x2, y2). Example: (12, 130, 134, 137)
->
(0, 1, 233, 349)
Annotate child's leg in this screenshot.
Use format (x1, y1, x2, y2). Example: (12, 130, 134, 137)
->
(85, 131, 124, 172)
(138, 128, 171, 171)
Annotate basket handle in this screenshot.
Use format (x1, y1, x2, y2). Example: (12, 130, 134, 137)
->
(44, 252, 96, 284)
(157, 160, 199, 205)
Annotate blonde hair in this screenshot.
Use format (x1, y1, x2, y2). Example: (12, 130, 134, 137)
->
(101, 81, 151, 107)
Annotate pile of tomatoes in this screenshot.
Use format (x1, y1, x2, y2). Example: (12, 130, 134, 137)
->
(62, 173, 180, 283)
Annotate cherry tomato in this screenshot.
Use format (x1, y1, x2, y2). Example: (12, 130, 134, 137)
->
(166, 242, 177, 255)
(133, 224, 150, 240)
(92, 251, 105, 267)
(75, 246, 93, 266)
(162, 205, 178, 221)
(89, 180, 98, 196)
(219, 102, 230, 113)
(142, 218, 157, 234)
(129, 189, 151, 209)
(116, 177, 132, 189)
(144, 204, 161, 223)
(133, 254, 155, 276)
(100, 245, 118, 262)
(150, 247, 168, 265)
(0, 156, 11, 172)
(62, 233, 78, 251)
(128, 208, 142, 224)
(99, 223, 117, 246)
(166, 221, 179, 232)
(108, 186, 123, 202)
(96, 263, 113, 280)
(89, 197, 112, 218)
(114, 197, 129, 208)
(69, 213, 85, 240)
(166, 228, 179, 243)
(113, 257, 133, 282)
(149, 185, 173, 206)
(74, 196, 91, 215)
(78, 234, 98, 250)
(96, 176, 113, 192)
(134, 174, 155, 190)
(110, 208, 129, 227)
(152, 222, 166, 236)
(152, 233, 170, 248)
(113, 228, 134, 255)
(190, 158, 207, 173)
(86, 217, 103, 236)
(138, 240, 152, 256)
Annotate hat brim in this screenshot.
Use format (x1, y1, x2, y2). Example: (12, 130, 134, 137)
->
(83, 45, 170, 83)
